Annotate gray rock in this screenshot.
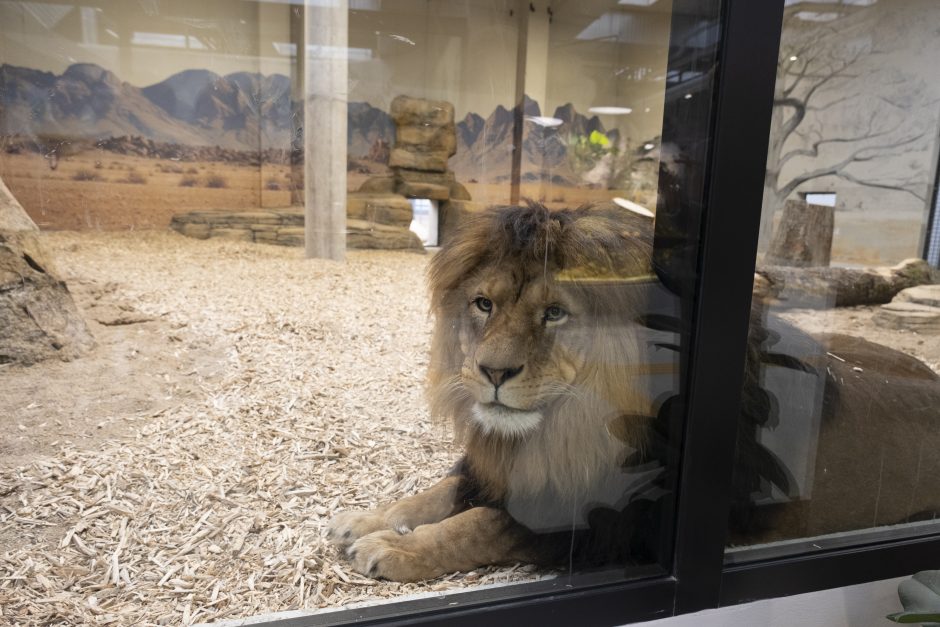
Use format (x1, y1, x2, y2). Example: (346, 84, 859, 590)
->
(390, 95, 454, 128)
(212, 228, 254, 242)
(357, 176, 397, 194)
(0, 230, 95, 365)
(396, 124, 457, 155)
(895, 284, 940, 308)
(397, 179, 450, 201)
(347, 193, 413, 228)
(176, 222, 210, 239)
(347, 219, 424, 251)
(873, 301, 940, 333)
(397, 169, 455, 185)
(276, 227, 305, 247)
(388, 148, 450, 173)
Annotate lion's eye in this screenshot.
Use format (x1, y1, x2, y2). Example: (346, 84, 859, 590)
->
(474, 297, 493, 313)
(544, 305, 568, 323)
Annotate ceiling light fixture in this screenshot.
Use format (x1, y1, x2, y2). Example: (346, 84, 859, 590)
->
(613, 197, 655, 218)
(524, 116, 564, 128)
(588, 106, 633, 115)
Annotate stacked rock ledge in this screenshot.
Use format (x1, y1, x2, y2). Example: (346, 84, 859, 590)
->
(171, 95, 485, 251)
(169, 208, 424, 251)
(874, 284, 940, 332)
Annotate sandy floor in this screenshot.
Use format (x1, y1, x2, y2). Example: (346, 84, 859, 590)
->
(0, 231, 938, 625)
(0, 232, 552, 626)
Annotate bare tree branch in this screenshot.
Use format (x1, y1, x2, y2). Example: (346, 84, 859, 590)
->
(777, 130, 927, 198)
(834, 170, 927, 201)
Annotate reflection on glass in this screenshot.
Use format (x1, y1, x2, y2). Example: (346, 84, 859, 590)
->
(728, 0, 940, 561)
(0, 0, 718, 623)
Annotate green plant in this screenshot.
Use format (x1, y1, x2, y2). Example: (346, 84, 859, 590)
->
(567, 130, 615, 176)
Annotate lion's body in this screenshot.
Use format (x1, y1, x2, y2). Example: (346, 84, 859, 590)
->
(328, 202, 940, 582)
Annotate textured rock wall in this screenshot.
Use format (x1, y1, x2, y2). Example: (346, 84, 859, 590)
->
(1, 178, 95, 365)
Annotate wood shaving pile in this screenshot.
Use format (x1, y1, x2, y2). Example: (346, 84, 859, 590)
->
(0, 232, 545, 626)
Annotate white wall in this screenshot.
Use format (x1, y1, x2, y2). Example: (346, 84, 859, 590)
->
(638, 577, 906, 627)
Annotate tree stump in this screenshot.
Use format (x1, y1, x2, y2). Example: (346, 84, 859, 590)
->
(765, 199, 834, 267)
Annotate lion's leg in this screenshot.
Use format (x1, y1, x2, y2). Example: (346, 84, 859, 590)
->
(346, 506, 532, 582)
(327, 475, 464, 549)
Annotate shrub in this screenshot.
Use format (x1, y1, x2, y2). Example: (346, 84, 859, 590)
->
(179, 175, 199, 187)
(205, 173, 227, 188)
(72, 169, 102, 182)
(186, 167, 198, 174)
(264, 178, 281, 191)
(122, 169, 147, 184)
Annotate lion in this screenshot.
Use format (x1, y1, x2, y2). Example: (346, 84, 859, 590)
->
(328, 201, 940, 581)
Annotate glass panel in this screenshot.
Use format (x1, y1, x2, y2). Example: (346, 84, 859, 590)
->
(727, 0, 940, 563)
(0, 0, 721, 623)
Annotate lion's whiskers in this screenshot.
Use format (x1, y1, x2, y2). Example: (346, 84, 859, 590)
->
(540, 381, 587, 404)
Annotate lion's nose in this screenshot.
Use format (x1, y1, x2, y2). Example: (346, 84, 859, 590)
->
(479, 364, 523, 388)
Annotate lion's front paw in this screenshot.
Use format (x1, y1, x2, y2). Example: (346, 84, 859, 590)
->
(327, 510, 387, 549)
(347, 530, 442, 582)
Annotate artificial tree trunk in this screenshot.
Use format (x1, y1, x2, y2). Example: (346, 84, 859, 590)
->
(765, 199, 834, 267)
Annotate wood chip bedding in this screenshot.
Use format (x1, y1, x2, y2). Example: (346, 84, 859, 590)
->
(0, 231, 545, 626)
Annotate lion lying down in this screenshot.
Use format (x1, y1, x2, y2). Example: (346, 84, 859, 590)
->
(328, 202, 940, 582)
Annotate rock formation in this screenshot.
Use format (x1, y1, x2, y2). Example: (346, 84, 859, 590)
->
(171, 94, 482, 250)
(349, 95, 481, 247)
(874, 284, 940, 332)
(0, 176, 95, 365)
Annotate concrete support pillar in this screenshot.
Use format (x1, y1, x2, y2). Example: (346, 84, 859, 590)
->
(289, 5, 305, 206)
(516, 0, 550, 111)
(304, 0, 348, 260)
(511, 0, 551, 204)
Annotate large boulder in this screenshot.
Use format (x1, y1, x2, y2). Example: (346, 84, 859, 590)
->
(346, 219, 424, 250)
(346, 193, 414, 228)
(0, 178, 95, 365)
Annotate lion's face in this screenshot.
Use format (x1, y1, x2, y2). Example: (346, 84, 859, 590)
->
(454, 261, 594, 438)
(428, 203, 657, 452)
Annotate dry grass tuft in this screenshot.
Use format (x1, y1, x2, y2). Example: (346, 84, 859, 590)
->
(72, 169, 103, 182)
(205, 174, 227, 189)
(120, 169, 147, 185)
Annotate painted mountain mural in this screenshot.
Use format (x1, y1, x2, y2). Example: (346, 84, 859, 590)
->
(0, 62, 627, 184)
(450, 96, 619, 185)
(0, 63, 293, 149)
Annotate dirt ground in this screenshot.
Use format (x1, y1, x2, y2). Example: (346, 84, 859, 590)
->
(0, 152, 294, 230)
(0, 230, 938, 625)
(780, 306, 940, 374)
(0, 150, 643, 233)
(0, 231, 554, 625)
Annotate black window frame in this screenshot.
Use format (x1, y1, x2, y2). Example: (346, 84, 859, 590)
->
(252, 0, 940, 624)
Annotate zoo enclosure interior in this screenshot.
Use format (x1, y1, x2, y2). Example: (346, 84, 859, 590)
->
(2, 0, 940, 626)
